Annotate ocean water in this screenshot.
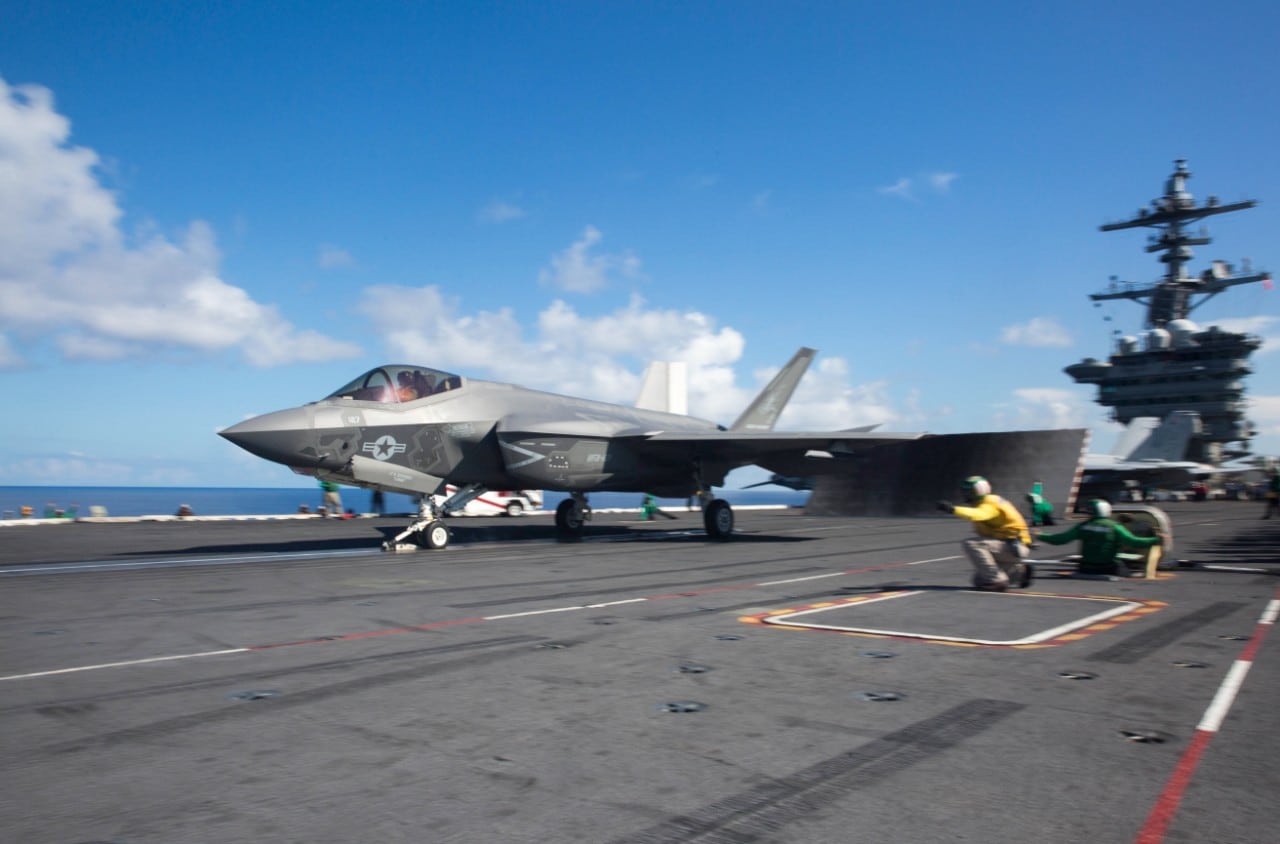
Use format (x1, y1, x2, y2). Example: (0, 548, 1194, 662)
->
(0, 486, 808, 519)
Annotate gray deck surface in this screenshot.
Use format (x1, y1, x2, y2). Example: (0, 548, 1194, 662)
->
(2, 501, 1277, 843)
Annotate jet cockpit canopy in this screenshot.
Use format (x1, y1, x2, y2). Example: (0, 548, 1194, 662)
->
(325, 365, 463, 404)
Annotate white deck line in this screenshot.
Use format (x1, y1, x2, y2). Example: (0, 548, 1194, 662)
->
(1, 648, 250, 682)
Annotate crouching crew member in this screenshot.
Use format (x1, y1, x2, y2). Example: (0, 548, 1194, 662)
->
(938, 476, 1033, 592)
(1036, 499, 1163, 577)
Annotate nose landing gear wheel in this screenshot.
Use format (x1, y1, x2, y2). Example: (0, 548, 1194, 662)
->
(383, 515, 451, 552)
(423, 520, 450, 549)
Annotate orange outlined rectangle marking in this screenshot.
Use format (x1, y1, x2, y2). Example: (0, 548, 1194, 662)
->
(740, 590, 1166, 648)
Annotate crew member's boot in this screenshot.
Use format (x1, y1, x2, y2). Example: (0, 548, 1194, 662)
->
(1018, 562, 1034, 588)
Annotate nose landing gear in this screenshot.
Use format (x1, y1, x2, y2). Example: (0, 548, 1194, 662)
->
(383, 497, 451, 552)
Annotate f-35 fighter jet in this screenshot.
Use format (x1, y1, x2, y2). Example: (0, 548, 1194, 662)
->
(220, 347, 924, 549)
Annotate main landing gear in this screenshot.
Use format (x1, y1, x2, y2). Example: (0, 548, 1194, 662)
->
(555, 492, 591, 539)
(382, 484, 738, 549)
(702, 498, 734, 540)
(553, 489, 734, 541)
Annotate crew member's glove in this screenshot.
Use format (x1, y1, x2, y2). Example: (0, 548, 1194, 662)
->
(936, 500, 954, 513)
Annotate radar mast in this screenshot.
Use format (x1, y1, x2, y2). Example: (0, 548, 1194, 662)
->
(1065, 160, 1271, 464)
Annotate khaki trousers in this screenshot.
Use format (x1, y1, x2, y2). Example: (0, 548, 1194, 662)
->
(963, 537, 1028, 589)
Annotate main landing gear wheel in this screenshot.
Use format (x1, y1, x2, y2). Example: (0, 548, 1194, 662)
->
(555, 499, 586, 537)
(703, 498, 734, 540)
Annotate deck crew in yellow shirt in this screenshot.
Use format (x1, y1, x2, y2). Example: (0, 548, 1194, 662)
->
(938, 475, 1033, 592)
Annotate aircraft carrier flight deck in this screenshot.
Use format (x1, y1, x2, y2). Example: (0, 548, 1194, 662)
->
(2, 503, 1277, 844)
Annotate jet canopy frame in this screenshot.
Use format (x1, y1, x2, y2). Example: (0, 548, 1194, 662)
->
(325, 365, 463, 404)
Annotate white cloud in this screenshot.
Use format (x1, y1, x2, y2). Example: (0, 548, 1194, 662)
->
(0, 332, 22, 368)
(358, 287, 751, 410)
(0, 454, 137, 486)
(0, 77, 362, 367)
(318, 243, 355, 269)
(750, 190, 772, 213)
(1248, 395, 1280, 445)
(55, 332, 133, 361)
(877, 171, 959, 201)
(992, 387, 1093, 431)
(1001, 317, 1073, 347)
(876, 177, 913, 200)
(929, 172, 958, 192)
(537, 226, 640, 294)
(1210, 315, 1280, 355)
(478, 200, 526, 224)
(0, 83, 119, 274)
(778, 356, 899, 431)
(354, 285, 921, 433)
(0, 452, 208, 486)
(1203, 315, 1275, 334)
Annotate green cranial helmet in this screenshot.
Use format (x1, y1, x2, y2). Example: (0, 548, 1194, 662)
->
(1088, 499, 1112, 519)
(962, 476, 991, 502)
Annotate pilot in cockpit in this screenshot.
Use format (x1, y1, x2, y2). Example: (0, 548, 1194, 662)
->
(396, 371, 419, 402)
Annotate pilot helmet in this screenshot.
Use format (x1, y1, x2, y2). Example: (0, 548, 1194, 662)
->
(1088, 499, 1112, 519)
(962, 476, 991, 502)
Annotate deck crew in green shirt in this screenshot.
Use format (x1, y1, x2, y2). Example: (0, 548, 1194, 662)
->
(1036, 499, 1163, 576)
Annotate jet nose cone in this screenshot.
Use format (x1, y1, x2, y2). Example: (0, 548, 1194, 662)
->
(220, 407, 321, 468)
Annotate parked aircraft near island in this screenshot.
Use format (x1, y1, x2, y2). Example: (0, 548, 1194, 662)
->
(219, 347, 1052, 549)
(1079, 410, 1215, 499)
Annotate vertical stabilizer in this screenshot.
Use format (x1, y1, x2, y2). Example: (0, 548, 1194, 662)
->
(1127, 411, 1201, 461)
(635, 361, 688, 414)
(730, 347, 816, 431)
(1111, 417, 1161, 458)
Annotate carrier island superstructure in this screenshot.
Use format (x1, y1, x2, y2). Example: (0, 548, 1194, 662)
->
(1065, 160, 1271, 464)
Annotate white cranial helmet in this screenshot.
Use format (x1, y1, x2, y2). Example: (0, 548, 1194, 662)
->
(963, 476, 991, 501)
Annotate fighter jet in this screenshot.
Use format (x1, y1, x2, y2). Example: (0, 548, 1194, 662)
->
(1079, 410, 1215, 499)
(220, 347, 939, 549)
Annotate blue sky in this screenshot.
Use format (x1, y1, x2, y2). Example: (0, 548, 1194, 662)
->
(2, 1, 1277, 488)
